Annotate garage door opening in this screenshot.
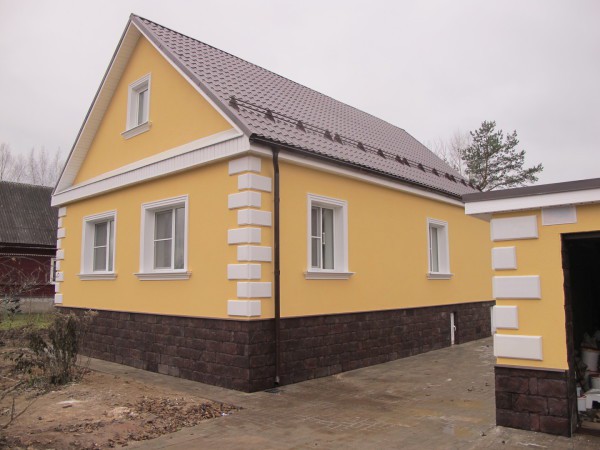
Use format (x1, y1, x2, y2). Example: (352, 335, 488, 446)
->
(563, 232, 600, 434)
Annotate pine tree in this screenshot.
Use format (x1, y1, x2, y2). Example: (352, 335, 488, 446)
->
(462, 120, 543, 191)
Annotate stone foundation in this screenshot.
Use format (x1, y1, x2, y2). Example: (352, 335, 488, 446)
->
(64, 300, 493, 392)
(495, 366, 574, 437)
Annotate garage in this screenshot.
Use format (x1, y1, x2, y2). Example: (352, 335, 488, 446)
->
(464, 178, 600, 437)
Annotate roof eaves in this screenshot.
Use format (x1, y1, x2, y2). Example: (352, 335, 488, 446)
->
(130, 15, 253, 137)
(250, 134, 464, 202)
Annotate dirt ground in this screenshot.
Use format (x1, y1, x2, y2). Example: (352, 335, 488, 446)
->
(0, 334, 237, 449)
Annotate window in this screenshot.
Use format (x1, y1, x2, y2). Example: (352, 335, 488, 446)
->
(122, 74, 151, 139)
(305, 194, 353, 279)
(427, 218, 451, 279)
(80, 211, 117, 280)
(49, 257, 57, 284)
(137, 195, 190, 280)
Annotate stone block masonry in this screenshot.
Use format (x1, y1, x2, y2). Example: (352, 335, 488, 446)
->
(64, 300, 493, 392)
(495, 366, 574, 437)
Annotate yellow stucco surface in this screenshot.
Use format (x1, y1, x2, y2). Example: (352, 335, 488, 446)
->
(74, 36, 232, 184)
(493, 204, 600, 370)
(60, 160, 274, 319)
(278, 162, 492, 317)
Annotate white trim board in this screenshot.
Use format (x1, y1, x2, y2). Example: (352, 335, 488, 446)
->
(53, 134, 248, 206)
(465, 188, 600, 215)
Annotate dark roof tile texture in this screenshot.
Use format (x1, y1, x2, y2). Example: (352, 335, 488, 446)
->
(0, 182, 57, 247)
(135, 16, 475, 198)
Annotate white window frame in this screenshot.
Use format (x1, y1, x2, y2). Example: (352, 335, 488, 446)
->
(122, 73, 151, 139)
(49, 257, 57, 284)
(136, 195, 191, 280)
(305, 194, 353, 280)
(427, 218, 452, 280)
(79, 211, 117, 280)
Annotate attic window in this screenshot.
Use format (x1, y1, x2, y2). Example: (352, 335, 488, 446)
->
(334, 134, 344, 144)
(377, 150, 385, 158)
(432, 168, 439, 176)
(123, 74, 151, 139)
(357, 142, 366, 151)
(296, 121, 306, 132)
(324, 130, 333, 141)
(445, 173, 456, 182)
(418, 163, 425, 172)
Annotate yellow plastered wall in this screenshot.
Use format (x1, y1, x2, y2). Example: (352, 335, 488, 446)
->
(493, 204, 600, 370)
(74, 36, 232, 184)
(279, 162, 492, 317)
(59, 159, 274, 319)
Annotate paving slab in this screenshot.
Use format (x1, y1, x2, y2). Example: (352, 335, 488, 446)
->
(87, 338, 600, 449)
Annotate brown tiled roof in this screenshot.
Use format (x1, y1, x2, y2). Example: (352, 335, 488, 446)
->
(133, 15, 476, 199)
(0, 181, 57, 247)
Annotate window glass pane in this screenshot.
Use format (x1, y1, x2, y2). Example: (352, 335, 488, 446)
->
(311, 206, 320, 237)
(108, 220, 114, 272)
(430, 226, 439, 272)
(94, 222, 107, 246)
(322, 208, 334, 269)
(311, 237, 321, 268)
(154, 240, 172, 269)
(93, 247, 107, 271)
(155, 210, 172, 240)
(137, 88, 148, 125)
(174, 207, 185, 270)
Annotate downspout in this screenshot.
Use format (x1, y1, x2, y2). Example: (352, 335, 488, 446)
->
(272, 146, 282, 386)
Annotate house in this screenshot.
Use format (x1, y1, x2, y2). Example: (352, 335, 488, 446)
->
(52, 14, 493, 392)
(464, 178, 600, 437)
(0, 181, 57, 313)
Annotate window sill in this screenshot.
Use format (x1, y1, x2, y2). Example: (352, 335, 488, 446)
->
(304, 271, 354, 280)
(135, 271, 191, 281)
(78, 273, 117, 281)
(122, 121, 151, 139)
(427, 272, 453, 280)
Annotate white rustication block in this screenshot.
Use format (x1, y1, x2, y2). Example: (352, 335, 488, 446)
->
(493, 276, 541, 299)
(494, 334, 543, 360)
(54, 294, 63, 304)
(227, 264, 261, 280)
(228, 228, 261, 244)
(238, 173, 272, 192)
(491, 216, 538, 241)
(237, 245, 272, 262)
(237, 209, 272, 226)
(542, 206, 577, 226)
(492, 247, 517, 270)
(58, 207, 67, 217)
(227, 300, 261, 317)
(493, 306, 519, 329)
(228, 156, 261, 175)
(228, 191, 261, 209)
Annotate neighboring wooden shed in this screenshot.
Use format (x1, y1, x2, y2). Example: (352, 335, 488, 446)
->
(0, 181, 58, 310)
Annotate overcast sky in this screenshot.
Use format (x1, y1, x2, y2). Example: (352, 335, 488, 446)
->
(0, 0, 598, 185)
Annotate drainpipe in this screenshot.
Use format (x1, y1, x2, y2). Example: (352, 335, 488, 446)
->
(272, 146, 281, 385)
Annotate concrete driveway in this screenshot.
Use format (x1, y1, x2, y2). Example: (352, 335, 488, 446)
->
(90, 338, 599, 449)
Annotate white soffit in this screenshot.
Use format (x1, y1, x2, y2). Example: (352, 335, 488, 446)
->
(492, 247, 517, 270)
(493, 275, 541, 299)
(542, 205, 577, 226)
(494, 334, 543, 360)
(465, 188, 600, 215)
(492, 306, 519, 329)
(491, 216, 538, 241)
